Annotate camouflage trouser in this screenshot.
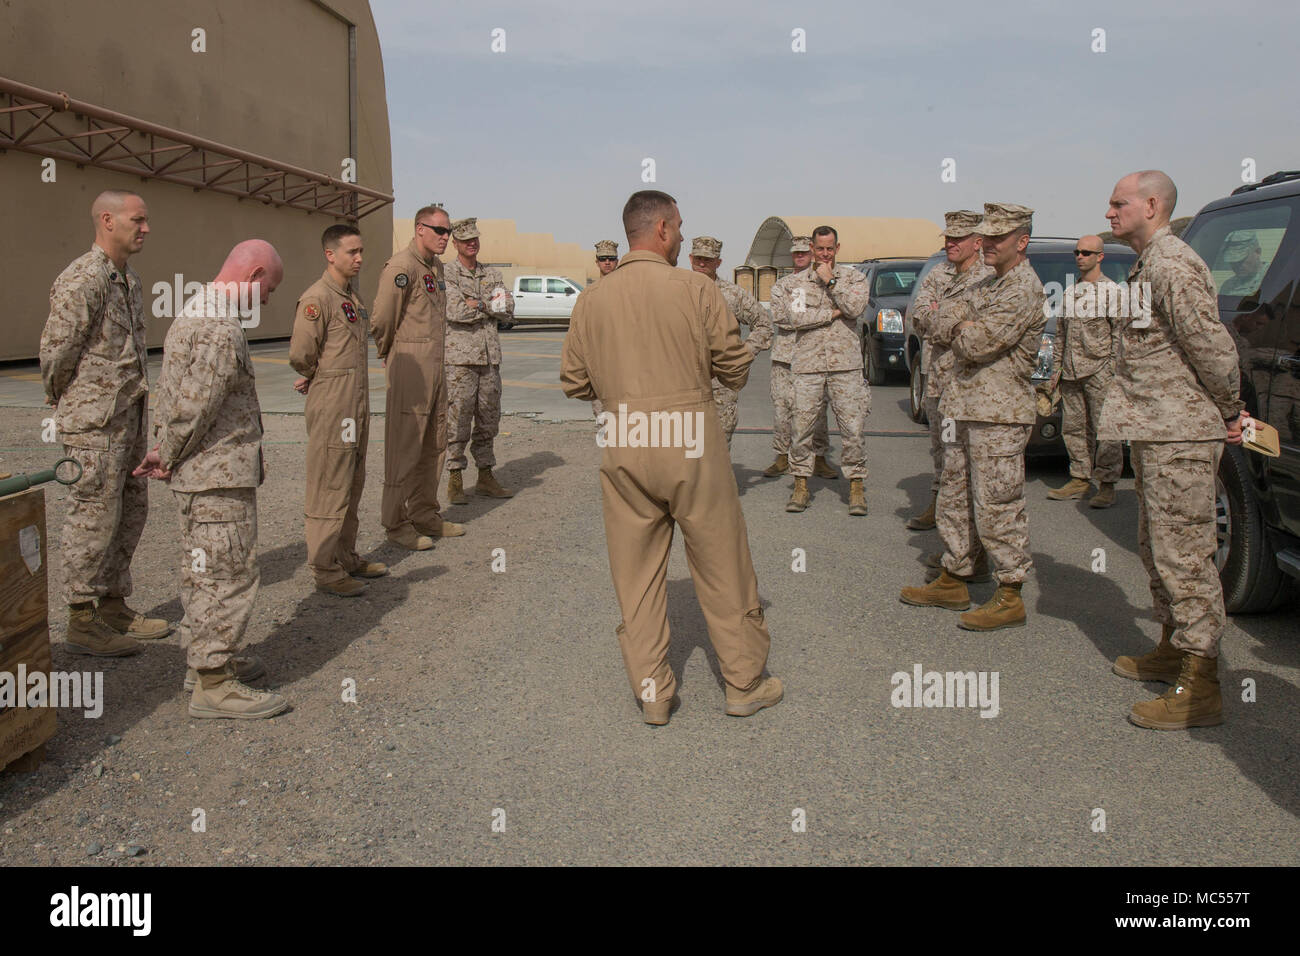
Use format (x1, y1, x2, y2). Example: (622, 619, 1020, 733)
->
(175, 487, 258, 671)
(1061, 370, 1122, 483)
(1132, 440, 1225, 658)
(770, 361, 828, 456)
(924, 393, 944, 494)
(446, 363, 501, 471)
(938, 421, 1031, 585)
(60, 399, 148, 605)
(712, 380, 738, 447)
(790, 370, 869, 479)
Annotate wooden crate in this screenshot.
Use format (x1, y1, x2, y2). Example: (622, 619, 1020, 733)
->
(0, 487, 56, 772)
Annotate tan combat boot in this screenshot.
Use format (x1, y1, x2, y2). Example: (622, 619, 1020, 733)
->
(189, 665, 289, 720)
(98, 596, 172, 640)
(184, 655, 265, 692)
(725, 676, 783, 717)
(642, 694, 680, 726)
(1047, 477, 1091, 500)
(414, 518, 466, 538)
(316, 577, 367, 598)
(1113, 625, 1182, 683)
(475, 467, 514, 498)
(813, 455, 839, 479)
(762, 453, 789, 477)
(447, 469, 468, 505)
(387, 525, 434, 551)
(65, 604, 142, 657)
(351, 560, 390, 578)
(848, 478, 867, 516)
(906, 492, 937, 530)
(1128, 652, 1223, 730)
(900, 571, 972, 610)
(958, 583, 1026, 631)
(785, 477, 810, 512)
(1089, 483, 1117, 509)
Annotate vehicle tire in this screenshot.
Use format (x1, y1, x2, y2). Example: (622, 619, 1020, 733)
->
(909, 361, 927, 424)
(864, 338, 887, 386)
(499, 322, 515, 331)
(1217, 445, 1290, 613)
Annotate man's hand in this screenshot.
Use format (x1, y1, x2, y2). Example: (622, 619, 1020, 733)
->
(465, 297, 482, 312)
(293, 377, 309, 394)
(815, 262, 833, 284)
(1226, 411, 1250, 446)
(830, 308, 844, 320)
(132, 446, 172, 481)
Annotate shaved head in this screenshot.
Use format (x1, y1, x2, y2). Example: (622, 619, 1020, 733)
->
(1077, 234, 1104, 253)
(623, 190, 678, 241)
(213, 239, 284, 306)
(1107, 170, 1178, 252)
(91, 189, 141, 223)
(1132, 170, 1178, 217)
(92, 190, 149, 265)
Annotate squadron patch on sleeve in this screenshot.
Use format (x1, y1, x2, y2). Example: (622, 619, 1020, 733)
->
(304, 304, 320, 320)
(395, 273, 409, 289)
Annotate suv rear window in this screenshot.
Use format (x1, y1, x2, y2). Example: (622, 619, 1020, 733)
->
(1183, 199, 1298, 302)
(518, 278, 542, 293)
(872, 267, 920, 297)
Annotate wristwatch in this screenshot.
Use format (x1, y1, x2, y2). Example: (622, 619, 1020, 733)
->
(826, 278, 837, 290)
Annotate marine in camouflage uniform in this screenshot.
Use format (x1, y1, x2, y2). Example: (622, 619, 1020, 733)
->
(906, 210, 992, 529)
(766, 237, 831, 476)
(901, 202, 1045, 630)
(782, 227, 872, 515)
(687, 237, 773, 447)
(147, 255, 288, 719)
(39, 191, 170, 654)
(443, 218, 514, 500)
(588, 239, 619, 422)
(1101, 170, 1245, 729)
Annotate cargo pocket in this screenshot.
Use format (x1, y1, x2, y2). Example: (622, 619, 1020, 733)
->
(976, 426, 1029, 506)
(62, 433, 110, 500)
(189, 494, 250, 579)
(1148, 445, 1215, 525)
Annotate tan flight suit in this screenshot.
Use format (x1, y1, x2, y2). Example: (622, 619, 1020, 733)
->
(371, 241, 451, 535)
(1098, 225, 1244, 657)
(289, 270, 371, 586)
(560, 250, 772, 703)
(39, 245, 150, 606)
(152, 285, 263, 670)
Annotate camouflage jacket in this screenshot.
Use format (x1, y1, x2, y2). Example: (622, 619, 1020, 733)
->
(910, 258, 993, 388)
(371, 240, 446, 363)
(782, 264, 871, 373)
(40, 245, 149, 434)
(289, 270, 371, 426)
(936, 258, 1046, 425)
(443, 258, 512, 366)
(1055, 277, 1121, 381)
(1098, 225, 1244, 441)
(152, 285, 263, 491)
(716, 277, 773, 357)
(767, 272, 799, 364)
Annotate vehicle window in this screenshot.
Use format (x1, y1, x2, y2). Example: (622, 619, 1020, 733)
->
(1029, 251, 1137, 293)
(547, 279, 570, 293)
(1100, 259, 1132, 283)
(1183, 199, 1298, 302)
(873, 267, 920, 297)
(518, 278, 542, 293)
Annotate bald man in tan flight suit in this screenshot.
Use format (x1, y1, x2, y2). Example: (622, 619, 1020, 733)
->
(561, 190, 782, 727)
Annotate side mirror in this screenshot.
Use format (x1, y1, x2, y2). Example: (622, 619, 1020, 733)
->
(565, 287, 575, 295)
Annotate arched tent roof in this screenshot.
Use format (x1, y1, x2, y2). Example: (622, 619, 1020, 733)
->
(745, 216, 943, 268)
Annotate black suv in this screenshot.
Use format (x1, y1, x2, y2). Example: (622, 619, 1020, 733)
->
(1181, 170, 1300, 613)
(903, 238, 1136, 456)
(852, 258, 926, 385)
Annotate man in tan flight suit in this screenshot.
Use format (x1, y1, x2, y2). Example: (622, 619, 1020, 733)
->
(136, 240, 289, 718)
(443, 217, 515, 504)
(687, 236, 774, 447)
(561, 190, 782, 726)
(371, 205, 464, 549)
(289, 224, 388, 597)
(40, 190, 171, 656)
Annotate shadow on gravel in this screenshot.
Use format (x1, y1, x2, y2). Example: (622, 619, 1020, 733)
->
(1032, 551, 1149, 662)
(733, 460, 771, 498)
(438, 450, 565, 522)
(895, 471, 931, 520)
(256, 540, 309, 588)
(664, 577, 774, 699)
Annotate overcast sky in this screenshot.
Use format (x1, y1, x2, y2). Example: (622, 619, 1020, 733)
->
(372, 0, 1295, 270)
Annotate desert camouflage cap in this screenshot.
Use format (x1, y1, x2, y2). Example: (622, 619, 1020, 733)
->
(691, 236, 722, 259)
(943, 210, 983, 238)
(594, 239, 619, 257)
(974, 202, 1034, 237)
(451, 217, 480, 240)
(789, 236, 812, 252)
(1222, 229, 1260, 263)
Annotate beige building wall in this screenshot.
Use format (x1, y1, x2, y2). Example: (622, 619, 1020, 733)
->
(1, 0, 393, 361)
(393, 218, 600, 288)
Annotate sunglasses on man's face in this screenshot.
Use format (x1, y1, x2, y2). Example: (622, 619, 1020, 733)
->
(597, 256, 617, 262)
(418, 222, 451, 236)
(1074, 249, 1099, 256)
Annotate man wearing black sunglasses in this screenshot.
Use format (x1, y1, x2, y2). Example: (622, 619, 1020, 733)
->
(594, 239, 619, 280)
(370, 205, 465, 550)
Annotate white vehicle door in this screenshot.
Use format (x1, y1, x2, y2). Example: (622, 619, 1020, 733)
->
(547, 277, 577, 319)
(515, 276, 544, 318)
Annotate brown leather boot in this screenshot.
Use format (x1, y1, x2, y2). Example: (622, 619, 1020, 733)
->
(1047, 477, 1091, 500)
(900, 571, 971, 610)
(386, 526, 434, 551)
(189, 665, 289, 720)
(1089, 483, 1117, 509)
(316, 577, 366, 598)
(65, 604, 142, 657)
(813, 455, 839, 479)
(1113, 625, 1182, 683)
(98, 596, 172, 640)
(642, 694, 680, 726)
(1128, 652, 1223, 730)
(763, 454, 789, 477)
(848, 478, 867, 516)
(447, 469, 467, 505)
(475, 467, 514, 498)
(958, 582, 1026, 631)
(725, 676, 783, 717)
(785, 477, 810, 512)
(906, 492, 937, 530)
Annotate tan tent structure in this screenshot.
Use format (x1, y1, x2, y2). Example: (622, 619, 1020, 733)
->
(1, 0, 393, 361)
